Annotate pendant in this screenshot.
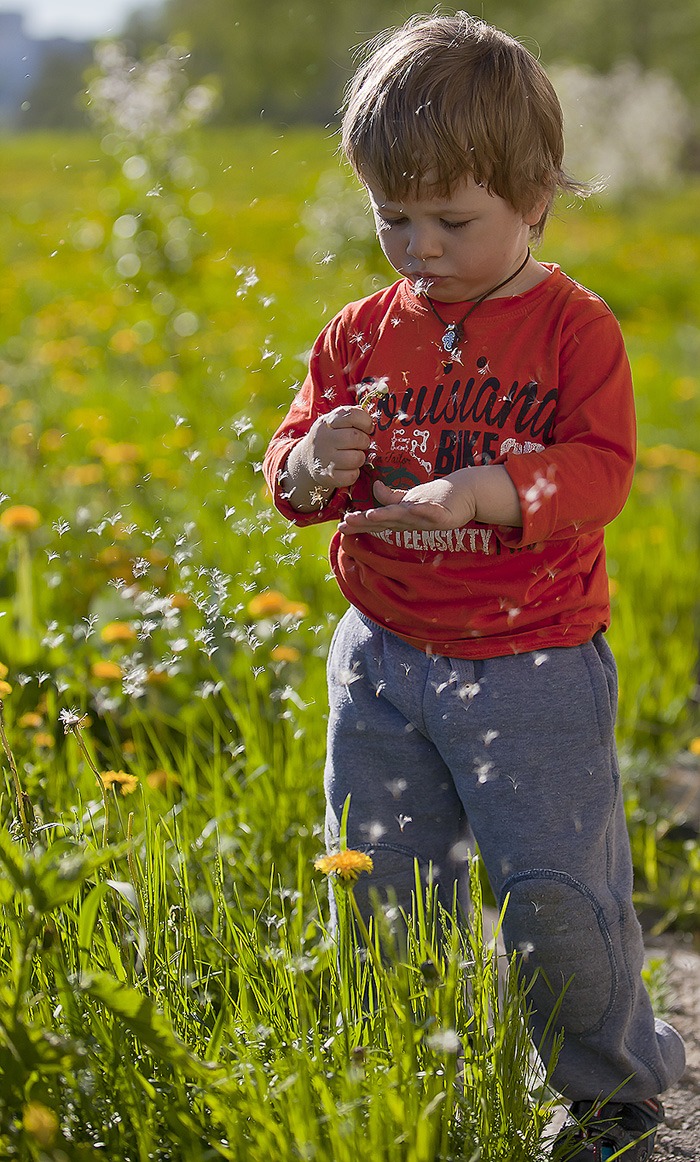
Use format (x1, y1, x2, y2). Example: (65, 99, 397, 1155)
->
(441, 324, 461, 353)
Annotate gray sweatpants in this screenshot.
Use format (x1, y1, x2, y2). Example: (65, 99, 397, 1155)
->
(324, 606, 685, 1102)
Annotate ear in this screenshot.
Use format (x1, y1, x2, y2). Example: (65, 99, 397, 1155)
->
(523, 194, 550, 228)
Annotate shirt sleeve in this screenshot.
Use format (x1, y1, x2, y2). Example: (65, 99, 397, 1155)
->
(262, 314, 355, 526)
(494, 310, 636, 548)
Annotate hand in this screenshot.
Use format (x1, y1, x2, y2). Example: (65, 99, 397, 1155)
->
(298, 406, 375, 491)
(339, 477, 478, 534)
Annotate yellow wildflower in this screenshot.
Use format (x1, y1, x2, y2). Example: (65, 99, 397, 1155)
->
(34, 732, 55, 750)
(100, 621, 137, 644)
(101, 770, 139, 796)
(689, 738, 700, 757)
(146, 768, 180, 793)
(63, 463, 104, 487)
(270, 645, 301, 663)
(90, 660, 123, 683)
(314, 849, 374, 884)
(23, 1102, 58, 1148)
(0, 662, 8, 679)
(0, 680, 12, 697)
(19, 711, 43, 729)
(247, 590, 309, 619)
(169, 592, 191, 610)
(149, 369, 179, 393)
(0, 505, 41, 533)
(247, 590, 290, 618)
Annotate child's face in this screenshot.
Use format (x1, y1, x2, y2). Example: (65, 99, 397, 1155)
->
(365, 175, 544, 303)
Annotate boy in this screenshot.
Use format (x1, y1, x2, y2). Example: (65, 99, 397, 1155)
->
(262, 13, 685, 1159)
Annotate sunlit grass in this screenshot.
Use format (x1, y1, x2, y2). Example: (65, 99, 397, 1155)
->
(0, 124, 699, 1154)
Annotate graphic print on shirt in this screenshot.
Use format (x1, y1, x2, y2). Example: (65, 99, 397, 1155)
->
(355, 355, 556, 554)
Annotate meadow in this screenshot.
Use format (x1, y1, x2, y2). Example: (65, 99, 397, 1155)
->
(0, 120, 699, 1158)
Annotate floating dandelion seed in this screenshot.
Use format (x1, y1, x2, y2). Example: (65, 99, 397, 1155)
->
(314, 849, 374, 884)
(397, 814, 413, 832)
(411, 277, 435, 297)
(475, 760, 495, 784)
(426, 1028, 461, 1054)
(533, 653, 549, 667)
(385, 778, 407, 799)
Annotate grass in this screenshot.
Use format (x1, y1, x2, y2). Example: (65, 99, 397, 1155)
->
(0, 124, 699, 1155)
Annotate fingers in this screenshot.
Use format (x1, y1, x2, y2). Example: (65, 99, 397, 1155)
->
(372, 480, 405, 503)
(325, 406, 375, 435)
(338, 501, 442, 534)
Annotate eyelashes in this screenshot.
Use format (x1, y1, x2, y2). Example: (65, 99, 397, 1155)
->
(377, 216, 471, 230)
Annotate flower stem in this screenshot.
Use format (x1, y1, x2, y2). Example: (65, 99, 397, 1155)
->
(0, 702, 34, 843)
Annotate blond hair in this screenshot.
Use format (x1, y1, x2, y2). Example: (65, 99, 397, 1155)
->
(341, 12, 584, 241)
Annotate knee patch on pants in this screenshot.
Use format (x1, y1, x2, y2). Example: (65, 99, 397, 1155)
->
(500, 869, 618, 1036)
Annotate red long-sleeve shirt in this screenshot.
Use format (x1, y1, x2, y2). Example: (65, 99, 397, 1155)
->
(263, 266, 636, 658)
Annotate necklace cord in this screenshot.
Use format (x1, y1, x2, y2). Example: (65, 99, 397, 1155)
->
(425, 247, 531, 351)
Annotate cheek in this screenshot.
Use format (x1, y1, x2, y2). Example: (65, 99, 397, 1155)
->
(378, 233, 402, 264)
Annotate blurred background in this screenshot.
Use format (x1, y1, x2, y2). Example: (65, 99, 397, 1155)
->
(0, 0, 698, 177)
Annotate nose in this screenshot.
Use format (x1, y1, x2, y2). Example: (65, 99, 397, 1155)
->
(406, 224, 442, 262)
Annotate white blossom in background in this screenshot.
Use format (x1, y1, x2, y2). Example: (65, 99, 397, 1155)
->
(551, 61, 689, 196)
(83, 42, 218, 286)
(86, 42, 217, 154)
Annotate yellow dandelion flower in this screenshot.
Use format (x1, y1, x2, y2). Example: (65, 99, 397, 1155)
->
(38, 428, 64, 454)
(689, 738, 700, 757)
(270, 645, 301, 664)
(90, 660, 123, 683)
(0, 505, 41, 533)
(282, 599, 309, 617)
(100, 441, 141, 465)
(0, 662, 8, 679)
(146, 768, 180, 793)
(247, 591, 309, 619)
(63, 463, 104, 487)
(23, 1102, 58, 1148)
(101, 770, 139, 796)
(109, 328, 140, 355)
(34, 732, 55, 749)
(19, 711, 43, 729)
(247, 590, 290, 618)
(169, 592, 191, 610)
(314, 849, 374, 884)
(100, 620, 137, 644)
(149, 370, 179, 394)
(0, 680, 12, 697)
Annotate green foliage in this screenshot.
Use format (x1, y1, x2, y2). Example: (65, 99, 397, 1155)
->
(152, 0, 700, 128)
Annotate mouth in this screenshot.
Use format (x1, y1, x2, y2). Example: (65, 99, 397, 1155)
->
(407, 274, 444, 295)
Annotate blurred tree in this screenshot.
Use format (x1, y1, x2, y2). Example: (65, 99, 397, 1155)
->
(156, 0, 699, 145)
(161, 0, 414, 122)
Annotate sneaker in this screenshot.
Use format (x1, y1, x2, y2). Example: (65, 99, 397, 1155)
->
(552, 1097, 664, 1160)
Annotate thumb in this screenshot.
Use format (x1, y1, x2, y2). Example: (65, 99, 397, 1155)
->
(372, 479, 406, 505)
